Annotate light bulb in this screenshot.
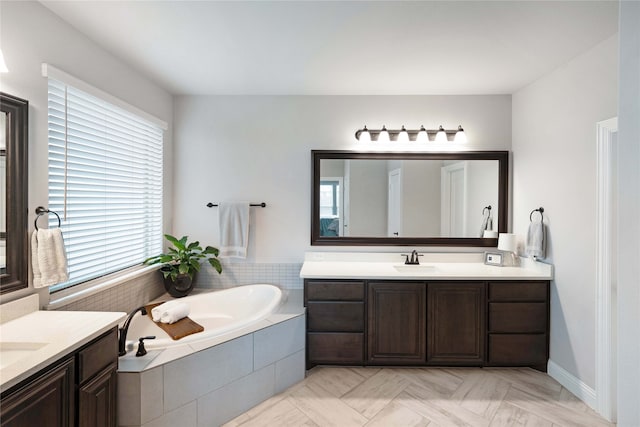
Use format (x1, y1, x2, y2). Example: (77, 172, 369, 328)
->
(454, 125, 467, 143)
(435, 125, 448, 143)
(416, 125, 428, 143)
(357, 125, 371, 143)
(378, 125, 390, 143)
(397, 126, 410, 143)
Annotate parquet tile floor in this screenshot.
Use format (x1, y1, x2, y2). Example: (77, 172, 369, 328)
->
(224, 367, 614, 427)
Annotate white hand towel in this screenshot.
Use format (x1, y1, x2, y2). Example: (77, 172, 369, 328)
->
(526, 220, 546, 259)
(219, 201, 250, 259)
(479, 213, 493, 237)
(151, 300, 181, 322)
(31, 229, 69, 288)
(160, 302, 190, 324)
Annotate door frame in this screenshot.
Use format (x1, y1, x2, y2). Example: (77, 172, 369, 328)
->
(387, 168, 402, 237)
(441, 161, 468, 237)
(595, 117, 618, 422)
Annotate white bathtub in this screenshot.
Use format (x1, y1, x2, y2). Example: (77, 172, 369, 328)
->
(124, 284, 283, 350)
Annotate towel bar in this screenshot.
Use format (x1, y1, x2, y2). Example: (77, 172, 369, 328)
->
(530, 207, 544, 222)
(34, 206, 61, 230)
(206, 202, 266, 208)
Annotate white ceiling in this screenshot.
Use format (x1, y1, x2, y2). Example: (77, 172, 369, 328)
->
(41, 1, 619, 96)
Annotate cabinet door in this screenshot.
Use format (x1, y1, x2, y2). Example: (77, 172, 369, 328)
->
(1, 357, 75, 427)
(367, 282, 426, 364)
(79, 363, 118, 427)
(427, 282, 485, 365)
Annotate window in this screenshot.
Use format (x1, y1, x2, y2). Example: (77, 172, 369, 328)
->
(319, 180, 340, 217)
(47, 76, 164, 292)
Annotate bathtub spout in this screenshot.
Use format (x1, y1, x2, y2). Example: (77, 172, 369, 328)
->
(119, 306, 147, 356)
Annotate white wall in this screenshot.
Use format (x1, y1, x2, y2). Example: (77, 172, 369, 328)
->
(616, 1, 640, 425)
(173, 95, 511, 262)
(512, 35, 618, 390)
(349, 160, 387, 236)
(401, 160, 441, 237)
(0, 2, 173, 303)
(465, 161, 499, 236)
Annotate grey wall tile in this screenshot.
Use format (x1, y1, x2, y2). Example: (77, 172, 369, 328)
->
(253, 315, 305, 370)
(163, 335, 253, 412)
(140, 367, 164, 424)
(143, 401, 197, 427)
(275, 349, 306, 394)
(118, 372, 141, 426)
(196, 365, 275, 427)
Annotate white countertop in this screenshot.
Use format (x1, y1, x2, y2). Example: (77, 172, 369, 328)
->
(300, 252, 553, 280)
(0, 310, 126, 391)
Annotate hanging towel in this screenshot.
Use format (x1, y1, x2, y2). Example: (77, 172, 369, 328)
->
(31, 228, 69, 288)
(479, 212, 493, 237)
(526, 220, 546, 259)
(219, 201, 250, 258)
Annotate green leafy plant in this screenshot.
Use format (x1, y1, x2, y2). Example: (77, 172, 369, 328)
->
(144, 234, 222, 282)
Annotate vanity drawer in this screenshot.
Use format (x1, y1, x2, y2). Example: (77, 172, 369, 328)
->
(77, 328, 118, 384)
(307, 333, 364, 364)
(305, 280, 365, 301)
(489, 281, 548, 301)
(488, 334, 547, 365)
(489, 303, 547, 333)
(307, 302, 364, 332)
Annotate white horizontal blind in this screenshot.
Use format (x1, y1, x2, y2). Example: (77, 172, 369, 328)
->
(47, 78, 163, 292)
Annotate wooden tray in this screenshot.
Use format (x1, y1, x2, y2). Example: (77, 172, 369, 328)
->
(144, 302, 204, 340)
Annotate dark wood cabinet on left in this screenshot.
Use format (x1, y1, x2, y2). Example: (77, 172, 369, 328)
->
(1, 357, 75, 426)
(1, 327, 119, 427)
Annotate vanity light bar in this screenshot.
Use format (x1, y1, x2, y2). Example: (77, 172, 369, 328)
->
(355, 125, 467, 143)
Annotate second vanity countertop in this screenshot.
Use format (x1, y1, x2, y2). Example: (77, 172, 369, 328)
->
(300, 252, 553, 280)
(0, 309, 126, 392)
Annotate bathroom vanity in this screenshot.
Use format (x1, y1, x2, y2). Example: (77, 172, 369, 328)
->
(301, 253, 552, 372)
(0, 298, 125, 427)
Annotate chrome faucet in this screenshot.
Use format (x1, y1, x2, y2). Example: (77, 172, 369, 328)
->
(402, 250, 422, 265)
(119, 306, 147, 356)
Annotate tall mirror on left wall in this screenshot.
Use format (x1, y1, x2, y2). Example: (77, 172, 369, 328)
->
(1, 92, 29, 294)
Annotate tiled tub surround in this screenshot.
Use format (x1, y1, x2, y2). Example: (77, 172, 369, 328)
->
(51, 262, 302, 314)
(117, 290, 305, 427)
(50, 267, 166, 313)
(196, 262, 303, 290)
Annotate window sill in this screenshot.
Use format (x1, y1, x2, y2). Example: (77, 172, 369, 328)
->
(45, 264, 161, 310)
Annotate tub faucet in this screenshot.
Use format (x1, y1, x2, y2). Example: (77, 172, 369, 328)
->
(119, 306, 147, 356)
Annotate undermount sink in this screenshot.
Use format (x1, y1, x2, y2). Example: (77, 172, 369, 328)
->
(0, 342, 48, 370)
(393, 265, 436, 273)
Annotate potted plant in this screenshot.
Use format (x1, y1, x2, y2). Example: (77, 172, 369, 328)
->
(144, 234, 222, 297)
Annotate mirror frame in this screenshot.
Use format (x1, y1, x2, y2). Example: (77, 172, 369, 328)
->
(311, 150, 509, 247)
(1, 92, 29, 294)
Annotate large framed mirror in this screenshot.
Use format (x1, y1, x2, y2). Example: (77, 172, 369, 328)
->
(1, 92, 29, 294)
(311, 150, 509, 246)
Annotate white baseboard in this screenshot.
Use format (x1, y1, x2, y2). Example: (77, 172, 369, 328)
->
(547, 359, 597, 410)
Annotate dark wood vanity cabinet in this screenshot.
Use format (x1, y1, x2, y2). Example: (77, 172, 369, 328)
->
(427, 282, 485, 365)
(305, 280, 365, 366)
(367, 282, 426, 364)
(487, 281, 549, 370)
(77, 328, 119, 427)
(1, 327, 119, 427)
(305, 278, 549, 370)
(0, 357, 75, 426)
